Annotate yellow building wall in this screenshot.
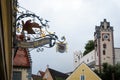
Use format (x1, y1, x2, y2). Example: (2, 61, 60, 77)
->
(66, 63, 101, 80)
(43, 69, 53, 80)
(1, 0, 13, 80)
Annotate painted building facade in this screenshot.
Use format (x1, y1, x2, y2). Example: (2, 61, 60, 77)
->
(13, 48, 32, 80)
(0, 0, 17, 80)
(94, 19, 114, 69)
(66, 63, 101, 80)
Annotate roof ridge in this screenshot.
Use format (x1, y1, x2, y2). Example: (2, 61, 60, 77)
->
(48, 68, 68, 80)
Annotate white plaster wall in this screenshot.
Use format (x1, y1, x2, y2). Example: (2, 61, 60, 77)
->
(80, 50, 95, 65)
(115, 48, 120, 64)
(73, 51, 82, 69)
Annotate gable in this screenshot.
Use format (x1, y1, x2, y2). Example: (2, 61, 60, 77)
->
(32, 74, 42, 80)
(43, 68, 53, 80)
(13, 48, 31, 68)
(66, 63, 101, 80)
(43, 68, 68, 80)
(48, 68, 68, 80)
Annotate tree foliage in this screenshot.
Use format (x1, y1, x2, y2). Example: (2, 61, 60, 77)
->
(94, 63, 120, 80)
(83, 40, 94, 56)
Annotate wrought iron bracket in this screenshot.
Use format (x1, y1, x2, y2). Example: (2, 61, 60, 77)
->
(15, 12, 67, 53)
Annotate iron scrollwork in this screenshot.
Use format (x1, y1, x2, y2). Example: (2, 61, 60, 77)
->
(16, 13, 67, 53)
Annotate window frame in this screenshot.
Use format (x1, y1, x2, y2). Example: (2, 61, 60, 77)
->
(13, 71, 22, 80)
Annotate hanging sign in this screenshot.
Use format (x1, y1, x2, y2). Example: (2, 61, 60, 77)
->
(56, 42, 67, 53)
(17, 38, 51, 48)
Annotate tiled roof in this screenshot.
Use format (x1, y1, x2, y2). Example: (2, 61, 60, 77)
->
(32, 74, 42, 80)
(48, 68, 68, 80)
(13, 48, 31, 68)
(39, 70, 45, 77)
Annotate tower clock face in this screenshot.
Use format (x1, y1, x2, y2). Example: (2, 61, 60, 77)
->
(102, 33, 110, 40)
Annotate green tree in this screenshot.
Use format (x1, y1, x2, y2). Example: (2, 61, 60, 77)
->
(83, 40, 94, 56)
(114, 63, 120, 80)
(94, 63, 120, 80)
(101, 63, 114, 80)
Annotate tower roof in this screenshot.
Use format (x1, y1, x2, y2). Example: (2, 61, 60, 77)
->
(100, 19, 110, 29)
(94, 19, 113, 36)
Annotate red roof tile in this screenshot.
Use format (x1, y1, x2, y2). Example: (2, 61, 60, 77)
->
(32, 74, 42, 80)
(13, 48, 31, 67)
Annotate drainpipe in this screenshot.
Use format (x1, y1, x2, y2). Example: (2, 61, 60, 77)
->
(98, 37, 101, 73)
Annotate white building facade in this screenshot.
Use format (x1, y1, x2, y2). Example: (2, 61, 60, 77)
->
(115, 48, 120, 64)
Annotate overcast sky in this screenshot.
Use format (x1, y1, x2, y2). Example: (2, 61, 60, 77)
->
(19, 0, 120, 74)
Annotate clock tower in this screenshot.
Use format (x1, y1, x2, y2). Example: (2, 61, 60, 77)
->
(94, 19, 115, 70)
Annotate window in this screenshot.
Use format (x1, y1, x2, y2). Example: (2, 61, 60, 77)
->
(75, 59, 77, 63)
(13, 71, 21, 80)
(87, 59, 89, 62)
(80, 75, 85, 80)
(75, 60, 77, 63)
(78, 55, 80, 60)
(103, 44, 106, 48)
(103, 50, 106, 55)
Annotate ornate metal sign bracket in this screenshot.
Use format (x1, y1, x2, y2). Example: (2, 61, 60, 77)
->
(15, 12, 67, 53)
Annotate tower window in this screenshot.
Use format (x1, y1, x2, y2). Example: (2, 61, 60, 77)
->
(103, 50, 106, 55)
(103, 44, 106, 48)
